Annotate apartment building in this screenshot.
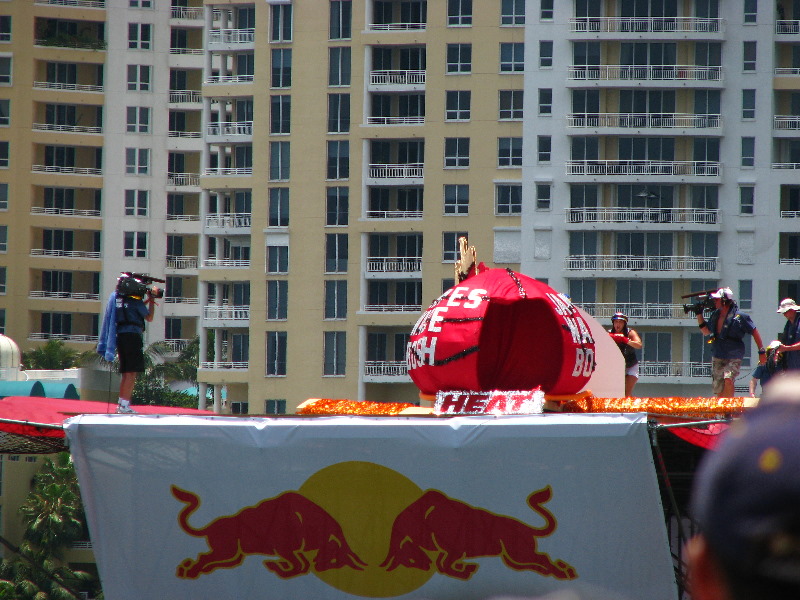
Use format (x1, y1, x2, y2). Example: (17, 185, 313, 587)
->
(196, 0, 524, 412)
(0, 0, 202, 365)
(523, 0, 800, 397)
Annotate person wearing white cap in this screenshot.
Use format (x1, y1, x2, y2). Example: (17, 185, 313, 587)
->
(776, 298, 800, 372)
(697, 287, 766, 397)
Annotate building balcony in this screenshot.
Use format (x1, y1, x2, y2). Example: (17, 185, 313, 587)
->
(170, 48, 203, 56)
(569, 16, 722, 34)
(207, 28, 255, 49)
(781, 210, 800, 218)
(166, 213, 200, 223)
(565, 207, 718, 225)
(566, 113, 721, 129)
(163, 338, 193, 353)
(204, 75, 254, 85)
(33, 81, 103, 93)
(565, 254, 717, 273)
(30, 206, 101, 218)
(776, 20, 800, 34)
(774, 67, 800, 76)
(28, 333, 98, 343)
(206, 121, 253, 140)
(168, 130, 202, 139)
(164, 296, 199, 306)
(200, 361, 248, 370)
(366, 209, 423, 220)
(169, 90, 202, 104)
(33, 123, 102, 135)
(29, 290, 99, 301)
(568, 65, 722, 82)
(202, 258, 250, 268)
(779, 258, 800, 265)
(35, 37, 106, 51)
(638, 361, 709, 379)
(34, 0, 105, 7)
(578, 302, 690, 321)
(166, 255, 198, 270)
(368, 21, 426, 31)
(167, 172, 200, 187)
(772, 162, 800, 169)
(369, 70, 426, 88)
(32, 165, 102, 176)
(368, 163, 424, 180)
(363, 360, 411, 382)
(366, 116, 425, 126)
(366, 256, 422, 274)
(774, 116, 800, 130)
(363, 303, 422, 313)
(202, 167, 252, 177)
(171, 6, 203, 20)
(203, 305, 250, 322)
(566, 160, 720, 177)
(204, 213, 251, 231)
(30, 249, 100, 259)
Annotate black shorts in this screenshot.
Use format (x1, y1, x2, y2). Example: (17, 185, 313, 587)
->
(117, 332, 145, 373)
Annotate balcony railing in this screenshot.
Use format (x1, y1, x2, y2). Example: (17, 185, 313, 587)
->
(368, 22, 426, 31)
(32, 165, 102, 176)
(774, 68, 800, 76)
(366, 210, 423, 219)
(170, 48, 203, 55)
(164, 296, 198, 305)
(638, 361, 710, 378)
(29, 291, 100, 301)
(566, 207, 718, 225)
(208, 28, 255, 44)
(366, 257, 422, 273)
(29, 333, 98, 343)
(369, 70, 426, 86)
(167, 173, 200, 186)
(568, 65, 722, 82)
(168, 130, 202, 138)
(35, 0, 105, 7)
(33, 123, 102, 134)
(203, 258, 250, 268)
(166, 255, 198, 269)
(204, 305, 250, 320)
(205, 213, 251, 228)
(206, 121, 253, 136)
(35, 37, 106, 51)
(567, 113, 721, 129)
(570, 16, 722, 33)
(202, 167, 253, 177)
(366, 116, 425, 125)
(566, 160, 720, 177)
(204, 75, 254, 84)
(166, 214, 200, 222)
(774, 116, 800, 130)
(171, 6, 203, 19)
(772, 163, 800, 169)
(163, 339, 193, 353)
(578, 302, 690, 321)
(30, 249, 100, 259)
(363, 304, 422, 313)
(33, 81, 103, 93)
(30, 207, 101, 217)
(565, 255, 717, 272)
(200, 361, 248, 370)
(369, 163, 424, 179)
(781, 210, 800, 218)
(776, 20, 800, 34)
(779, 258, 800, 264)
(364, 361, 408, 377)
(169, 90, 201, 103)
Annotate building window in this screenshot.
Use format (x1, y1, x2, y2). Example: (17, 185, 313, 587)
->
(326, 187, 349, 225)
(267, 280, 288, 320)
(329, 47, 351, 86)
(0, 225, 6, 252)
(744, 0, 757, 23)
(499, 90, 523, 119)
(323, 331, 346, 375)
(271, 48, 292, 88)
(269, 188, 289, 226)
(740, 186, 755, 215)
(266, 331, 287, 376)
(125, 148, 149, 174)
(742, 89, 755, 119)
(0, 266, 5, 293)
(443, 232, 468, 262)
(129, 0, 153, 7)
(445, 90, 471, 121)
(741, 136, 755, 167)
(230, 402, 248, 415)
(536, 183, 552, 210)
(540, 0, 553, 20)
(324, 280, 347, 319)
(444, 184, 469, 215)
(538, 89, 552, 115)
(448, 0, 472, 25)
(743, 41, 756, 71)
(496, 183, 521, 214)
(501, 0, 525, 25)
(330, 0, 352, 39)
(267, 245, 289, 274)
(500, 43, 524, 72)
(126, 107, 150, 133)
(444, 137, 470, 167)
(127, 65, 151, 91)
(0, 99, 9, 125)
(326, 233, 348, 272)
(270, 95, 291, 134)
(499, 137, 523, 167)
(123, 231, 147, 258)
(738, 280, 753, 310)
(0, 141, 7, 167)
(128, 23, 152, 50)
(539, 41, 553, 68)
(265, 399, 287, 414)
(269, 141, 290, 181)
(124, 190, 148, 216)
(327, 140, 349, 179)
(0, 183, 7, 210)
(270, 4, 292, 42)
(0, 56, 11, 85)
(328, 94, 350, 133)
(0, 16, 11, 42)
(446, 43, 472, 74)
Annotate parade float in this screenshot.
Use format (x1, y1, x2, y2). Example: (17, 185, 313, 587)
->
(2, 241, 747, 599)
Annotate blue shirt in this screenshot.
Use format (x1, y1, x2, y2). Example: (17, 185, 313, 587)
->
(708, 307, 757, 360)
(115, 296, 148, 335)
(752, 365, 772, 388)
(783, 316, 800, 370)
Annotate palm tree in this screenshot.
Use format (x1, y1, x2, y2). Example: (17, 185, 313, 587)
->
(21, 340, 95, 371)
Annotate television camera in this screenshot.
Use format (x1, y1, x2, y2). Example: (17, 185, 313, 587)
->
(116, 272, 165, 299)
(681, 289, 717, 315)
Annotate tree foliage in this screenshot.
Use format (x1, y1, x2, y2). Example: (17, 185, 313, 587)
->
(21, 340, 95, 371)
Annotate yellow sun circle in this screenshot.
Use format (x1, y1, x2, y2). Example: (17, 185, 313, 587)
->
(298, 461, 433, 597)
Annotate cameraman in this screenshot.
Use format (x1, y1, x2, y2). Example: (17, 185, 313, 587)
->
(696, 287, 766, 398)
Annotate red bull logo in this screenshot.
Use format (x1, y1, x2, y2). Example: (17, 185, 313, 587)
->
(173, 461, 576, 597)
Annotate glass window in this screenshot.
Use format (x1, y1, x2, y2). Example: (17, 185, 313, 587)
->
(0, 225, 6, 252)
(330, 0, 352, 39)
(123, 231, 147, 258)
(499, 137, 523, 166)
(267, 280, 288, 320)
(496, 183, 521, 214)
(126, 106, 150, 133)
(740, 186, 755, 214)
(124, 190, 148, 216)
(536, 183, 552, 210)
(537, 89, 551, 115)
(443, 231, 468, 261)
(269, 187, 289, 226)
(539, 41, 553, 67)
(326, 233, 348, 272)
(0, 183, 7, 210)
(127, 65, 151, 91)
(128, 23, 152, 50)
(0, 266, 5, 293)
(323, 331, 346, 375)
(0, 16, 11, 42)
(270, 95, 291, 134)
(0, 56, 11, 85)
(499, 90, 523, 119)
(269, 141, 290, 180)
(326, 187, 349, 225)
(125, 148, 149, 174)
(265, 399, 287, 414)
(744, 0, 757, 23)
(743, 41, 756, 71)
(270, 4, 293, 42)
(739, 280, 753, 310)
(540, 0, 554, 20)
(267, 245, 289, 273)
(0, 141, 7, 167)
(448, 0, 472, 25)
(271, 48, 292, 88)
(741, 136, 755, 167)
(327, 140, 349, 179)
(129, 0, 153, 7)
(742, 89, 755, 119)
(444, 184, 469, 215)
(329, 47, 351, 86)
(500, 43, 524, 72)
(445, 137, 470, 167)
(501, 0, 526, 24)
(446, 43, 472, 73)
(324, 280, 347, 319)
(445, 90, 471, 120)
(0, 99, 9, 125)
(266, 331, 287, 376)
(328, 94, 350, 133)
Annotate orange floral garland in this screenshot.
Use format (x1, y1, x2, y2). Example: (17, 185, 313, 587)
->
(560, 396, 747, 416)
(297, 398, 416, 416)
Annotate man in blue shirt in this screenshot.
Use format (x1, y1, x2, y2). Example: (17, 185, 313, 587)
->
(776, 298, 800, 371)
(114, 284, 156, 413)
(697, 287, 766, 398)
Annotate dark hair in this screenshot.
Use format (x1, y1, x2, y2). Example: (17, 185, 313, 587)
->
(718, 558, 800, 600)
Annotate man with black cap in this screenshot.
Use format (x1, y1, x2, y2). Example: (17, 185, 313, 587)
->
(687, 373, 800, 600)
(776, 297, 800, 372)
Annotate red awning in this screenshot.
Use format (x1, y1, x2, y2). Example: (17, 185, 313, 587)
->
(668, 422, 728, 450)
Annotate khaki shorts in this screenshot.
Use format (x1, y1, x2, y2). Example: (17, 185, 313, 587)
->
(711, 358, 742, 395)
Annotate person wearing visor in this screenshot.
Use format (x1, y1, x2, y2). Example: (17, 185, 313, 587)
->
(776, 298, 800, 372)
(608, 312, 642, 397)
(696, 287, 766, 398)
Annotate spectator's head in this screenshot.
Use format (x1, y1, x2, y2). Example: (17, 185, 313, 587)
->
(688, 379, 800, 600)
(776, 298, 799, 321)
(710, 287, 734, 308)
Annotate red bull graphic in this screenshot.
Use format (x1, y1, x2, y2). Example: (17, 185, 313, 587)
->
(172, 462, 576, 597)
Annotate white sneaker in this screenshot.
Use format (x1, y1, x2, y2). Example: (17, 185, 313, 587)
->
(116, 404, 137, 414)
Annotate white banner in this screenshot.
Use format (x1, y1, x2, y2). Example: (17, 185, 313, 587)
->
(65, 414, 675, 600)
